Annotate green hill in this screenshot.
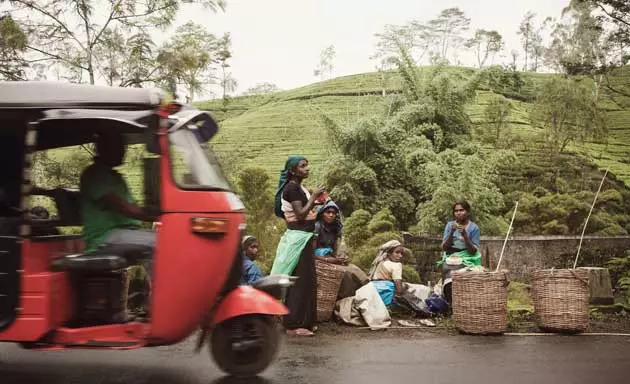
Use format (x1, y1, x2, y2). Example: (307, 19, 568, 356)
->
(196, 66, 630, 189)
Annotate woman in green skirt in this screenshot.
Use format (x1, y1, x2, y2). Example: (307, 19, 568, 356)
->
(271, 155, 325, 337)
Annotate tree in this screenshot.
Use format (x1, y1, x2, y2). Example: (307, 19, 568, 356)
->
(0, 14, 27, 80)
(518, 11, 551, 72)
(243, 82, 280, 96)
(320, 44, 489, 231)
(578, 0, 629, 63)
(96, 29, 158, 87)
(428, 7, 471, 63)
(529, 17, 552, 72)
(518, 11, 536, 71)
(465, 29, 504, 68)
(483, 95, 513, 148)
(8, 0, 226, 85)
(313, 45, 335, 80)
(157, 22, 219, 101)
(373, 22, 434, 67)
(216, 33, 238, 103)
(530, 77, 607, 160)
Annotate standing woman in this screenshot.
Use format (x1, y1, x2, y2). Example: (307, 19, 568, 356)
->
(271, 156, 324, 337)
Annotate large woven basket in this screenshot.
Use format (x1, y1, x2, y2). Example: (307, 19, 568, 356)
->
(452, 270, 509, 335)
(531, 268, 590, 333)
(315, 259, 345, 322)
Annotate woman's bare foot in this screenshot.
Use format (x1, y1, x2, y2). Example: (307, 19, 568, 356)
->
(286, 328, 315, 336)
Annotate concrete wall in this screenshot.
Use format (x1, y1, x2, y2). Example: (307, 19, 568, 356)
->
(403, 234, 630, 283)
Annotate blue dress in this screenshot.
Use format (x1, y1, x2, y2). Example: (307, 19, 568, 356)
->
(241, 255, 264, 285)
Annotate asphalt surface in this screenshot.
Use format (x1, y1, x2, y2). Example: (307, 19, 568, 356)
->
(1, 332, 629, 384)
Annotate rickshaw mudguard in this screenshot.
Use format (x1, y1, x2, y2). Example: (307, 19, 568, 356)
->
(209, 285, 289, 326)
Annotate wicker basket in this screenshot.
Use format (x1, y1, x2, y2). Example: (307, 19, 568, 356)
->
(315, 259, 345, 322)
(531, 268, 590, 333)
(452, 270, 509, 335)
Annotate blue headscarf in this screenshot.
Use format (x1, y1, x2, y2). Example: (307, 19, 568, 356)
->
(316, 200, 343, 235)
(274, 155, 307, 218)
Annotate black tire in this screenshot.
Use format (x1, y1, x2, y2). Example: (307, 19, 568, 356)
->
(210, 315, 280, 377)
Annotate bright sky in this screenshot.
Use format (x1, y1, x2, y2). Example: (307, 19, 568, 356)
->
(175, 0, 570, 99)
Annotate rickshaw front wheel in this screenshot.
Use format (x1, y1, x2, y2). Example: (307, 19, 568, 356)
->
(210, 315, 280, 377)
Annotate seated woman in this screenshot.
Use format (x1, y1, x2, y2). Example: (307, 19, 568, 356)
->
(314, 201, 368, 299)
(241, 235, 264, 285)
(368, 240, 407, 305)
(438, 200, 481, 302)
(439, 200, 481, 267)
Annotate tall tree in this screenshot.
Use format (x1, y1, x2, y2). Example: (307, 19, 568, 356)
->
(216, 33, 237, 104)
(529, 17, 552, 72)
(428, 7, 471, 63)
(313, 45, 335, 80)
(518, 11, 536, 71)
(0, 14, 27, 80)
(8, 0, 226, 84)
(157, 22, 218, 101)
(465, 29, 504, 68)
(96, 29, 158, 88)
(577, 0, 629, 65)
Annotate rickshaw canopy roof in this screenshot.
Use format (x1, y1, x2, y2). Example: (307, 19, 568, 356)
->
(0, 81, 218, 151)
(0, 81, 163, 110)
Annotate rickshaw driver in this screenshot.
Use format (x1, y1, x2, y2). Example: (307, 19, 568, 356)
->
(80, 133, 159, 263)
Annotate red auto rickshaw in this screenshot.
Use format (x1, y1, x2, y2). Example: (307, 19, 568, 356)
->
(0, 81, 291, 377)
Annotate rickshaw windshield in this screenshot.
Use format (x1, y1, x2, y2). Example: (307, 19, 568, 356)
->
(169, 128, 231, 191)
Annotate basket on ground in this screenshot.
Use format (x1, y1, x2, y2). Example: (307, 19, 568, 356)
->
(452, 270, 509, 335)
(314, 259, 345, 322)
(531, 268, 590, 333)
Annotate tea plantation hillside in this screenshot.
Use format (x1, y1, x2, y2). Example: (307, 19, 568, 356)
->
(196, 66, 630, 191)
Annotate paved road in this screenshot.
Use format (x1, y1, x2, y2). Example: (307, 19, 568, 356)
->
(1, 333, 629, 384)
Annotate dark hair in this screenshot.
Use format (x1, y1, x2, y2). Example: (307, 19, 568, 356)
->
(95, 133, 125, 156)
(452, 200, 471, 213)
(242, 236, 258, 249)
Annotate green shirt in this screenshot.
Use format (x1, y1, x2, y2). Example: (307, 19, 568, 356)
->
(80, 163, 141, 252)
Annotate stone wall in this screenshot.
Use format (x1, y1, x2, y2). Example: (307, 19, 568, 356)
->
(403, 233, 630, 283)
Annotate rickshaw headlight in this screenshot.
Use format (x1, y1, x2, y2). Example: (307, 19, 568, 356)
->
(190, 217, 228, 234)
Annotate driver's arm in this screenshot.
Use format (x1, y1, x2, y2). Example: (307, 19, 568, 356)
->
(101, 193, 157, 222)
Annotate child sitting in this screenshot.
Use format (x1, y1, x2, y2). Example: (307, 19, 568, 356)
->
(241, 235, 264, 285)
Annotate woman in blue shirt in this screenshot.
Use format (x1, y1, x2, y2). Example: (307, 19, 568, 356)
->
(439, 200, 481, 267)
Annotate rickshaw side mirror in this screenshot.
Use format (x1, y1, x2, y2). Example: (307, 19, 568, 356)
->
(143, 157, 160, 209)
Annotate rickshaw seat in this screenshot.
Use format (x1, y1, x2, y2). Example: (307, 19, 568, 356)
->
(51, 243, 152, 272)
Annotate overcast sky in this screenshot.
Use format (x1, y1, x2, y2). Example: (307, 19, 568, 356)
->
(173, 0, 570, 98)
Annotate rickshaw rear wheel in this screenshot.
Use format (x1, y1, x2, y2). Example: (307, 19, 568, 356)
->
(210, 315, 280, 377)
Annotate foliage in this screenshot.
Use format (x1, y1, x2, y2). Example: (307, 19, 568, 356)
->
(481, 95, 513, 148)
(235, 167, 284, 273)
(0, 14, 27, 80)
(345, 208, 407, 272)
(313, 45, 336, 80)
(465, 29, 504, 68)
(8, 0, 225, 85)
(517, 12, 551, 72)
(157, 22, 219, 101)
(511, 189, 629, 235)
(321, 43, 512, 234)
(578, 0, 629, 64)
(415, 146, 514, 235)
(372, 7, 471, 66)
(530, 77, 607, 157)
(605, 252, 630, 305)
